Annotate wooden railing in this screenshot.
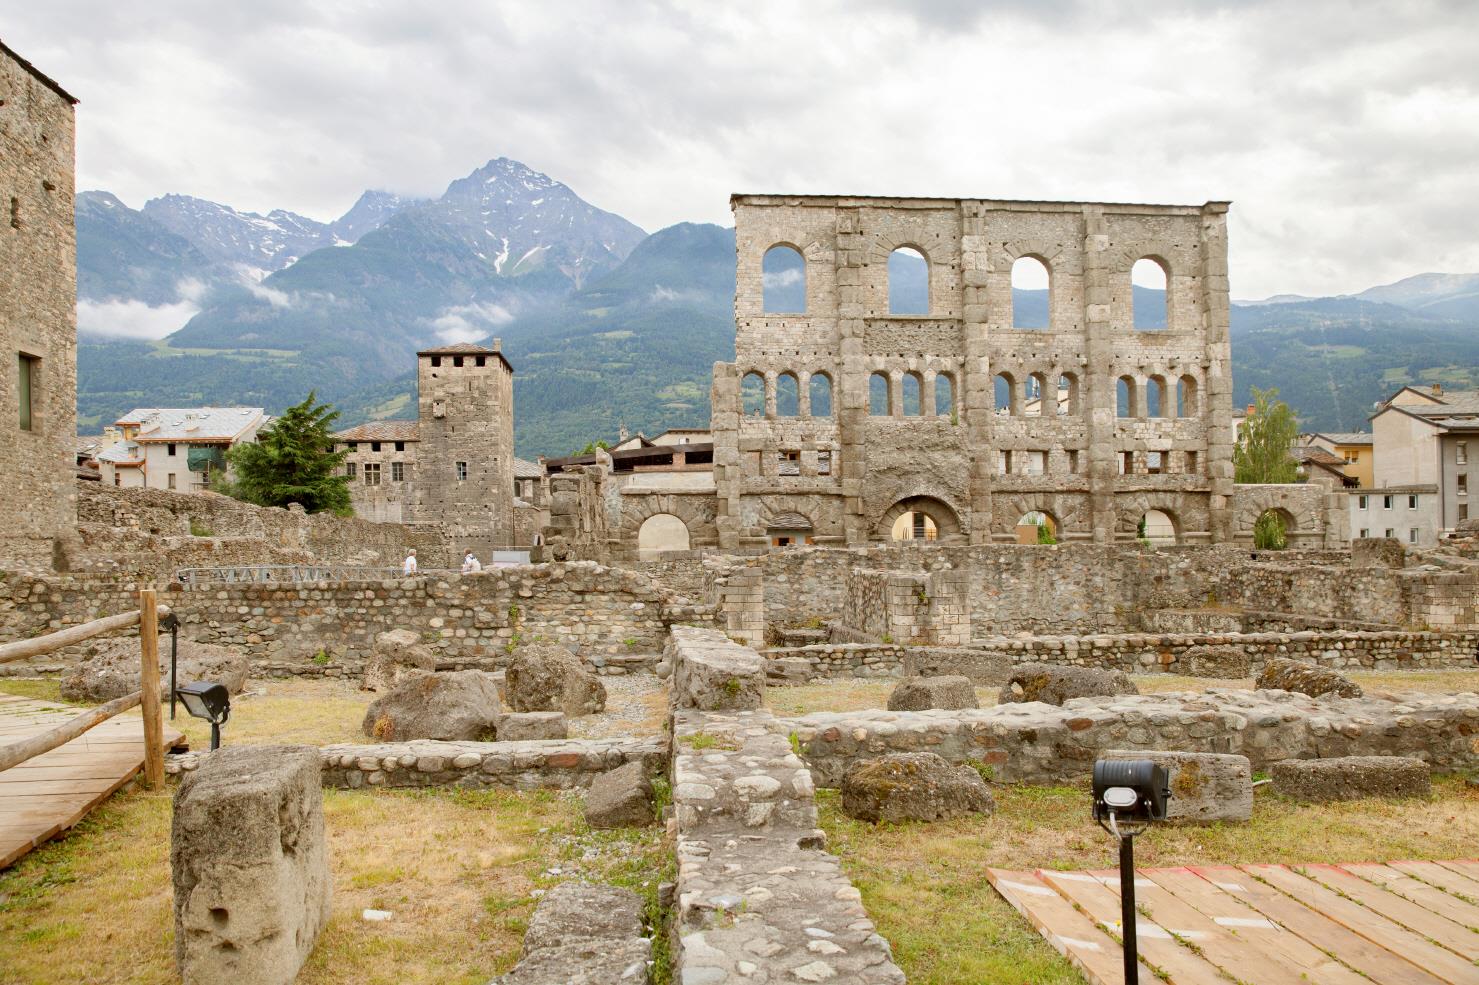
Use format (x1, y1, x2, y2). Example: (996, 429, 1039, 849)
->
(0, 591, 168, 787)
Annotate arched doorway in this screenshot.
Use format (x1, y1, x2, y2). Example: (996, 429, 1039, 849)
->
(1253, 508, 1292, 550)
(637, 513, 690, 559)
(1015, 511, 1058, 545)
(1139, 509, 1177, 545)
(878, 496, 962, 543)
(891, 511, 938, 542)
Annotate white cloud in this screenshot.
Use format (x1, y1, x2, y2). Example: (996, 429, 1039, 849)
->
(77, 297, 199, 340)
(430, 301, 514, 343)
(8, 1, 1479, 297)
(761, 268, 803, 289)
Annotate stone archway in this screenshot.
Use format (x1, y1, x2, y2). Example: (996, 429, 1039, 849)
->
(637, 513, 690, 558)
(876, 495, 963, 543)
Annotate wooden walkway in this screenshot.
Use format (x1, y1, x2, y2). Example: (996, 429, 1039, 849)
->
(989, 860, 1479, 985)
(0, 694, 184, 868)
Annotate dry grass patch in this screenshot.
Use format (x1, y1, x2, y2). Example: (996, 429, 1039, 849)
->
(0, 777, 670, 985)
(821, 777, 1479, 985)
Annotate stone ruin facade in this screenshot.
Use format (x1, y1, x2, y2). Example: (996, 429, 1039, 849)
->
(713, 194, 1237, 549)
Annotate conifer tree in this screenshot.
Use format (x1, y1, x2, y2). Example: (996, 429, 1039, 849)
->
(223, 392, 352, 515)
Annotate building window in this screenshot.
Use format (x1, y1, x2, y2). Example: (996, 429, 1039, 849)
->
(364, 463, 380, 486)
(1358, 495, 1368, 509)
(817, 450, 832, 476)
(431, 356, 441, 367)
(167, 473, 176, 490)
(456, 461, 468, 481)
(1409, 528, 1418, 544)
(1458, 441, 1468, 465)
(1184, 450, 1198, 474)
(453, 356, 464, 368)
(1408, 495, 1418, 509)
(1382, 495, 1393, 509)
(17, 353, 38, 431)
(1384, 528, 1394, 538)
(395, 441, 404, 452)
(998, 449, 1013, 475)
(1459, 474, 1468, 496)
(1067, 449, 1080, 473)
(371, 441, 381, 452)
(1120, 450, 1134, 474)
(391, 461, 404, 482)
(476, 355, 486, 367)
(1026, 450, 1047, 475)
(1460, 504, 1469, 522)
(1358, 528, 1368, 538)
(114, 473, 121, 487)
(349, 442, 359, 451)
(1146, 451, 1164, 475)
(346, 462, 357, 479)
(167, 443, 177, 456)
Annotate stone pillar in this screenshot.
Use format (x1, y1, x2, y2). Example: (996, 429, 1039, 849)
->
(835, 207, 870, 545)
(172, 745, 331, 985)
(1081, 206, 1118, 543)
(1201, 203, 1236, 543)
(961, 203, 995, 545)
(922, 372, 937, 419)
(711, 363, 742, 551)
(798, 371, 812, 418)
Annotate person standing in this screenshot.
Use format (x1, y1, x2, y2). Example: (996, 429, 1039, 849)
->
(403, 549, 418, 575)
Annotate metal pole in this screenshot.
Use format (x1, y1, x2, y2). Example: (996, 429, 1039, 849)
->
(210, 721, 220, 752)
(1120, 833, 1138, 985)
(169, 618, 178, 720)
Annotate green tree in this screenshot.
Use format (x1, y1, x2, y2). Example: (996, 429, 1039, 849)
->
(1234, 386, 1299, 484)
(1253, 510, 1289, 550)
(223, 392, 352, 515)
(574, 439, 612, 455)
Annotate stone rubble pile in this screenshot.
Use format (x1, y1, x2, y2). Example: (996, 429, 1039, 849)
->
(1255, 657, 1363, 698)
(360, 628, 436, 692)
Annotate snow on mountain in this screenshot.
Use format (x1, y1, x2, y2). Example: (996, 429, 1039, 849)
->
(330, 190, 429, 245)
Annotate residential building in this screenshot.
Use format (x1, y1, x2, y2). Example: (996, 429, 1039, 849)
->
(0, 41, 78, 570)
(1349, 485, 1440, 547)
(1306, 431, 1373, 487)
(1291, 445, 1356, 490)
(97, 407, 266, 491)
(334, 421, 419, 522)
(1371, 384, 1479, 534)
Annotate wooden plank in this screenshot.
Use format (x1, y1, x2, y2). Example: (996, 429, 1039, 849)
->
(1097, 868, 1319, 985)
(1037, 868, 1229, 984)
(138, 589, 163, 790)
(987, 868, 1156, 985)
(1189, 865, 1448, 985)
(0, 759, 143, 868)
(1149, 866, 1369, 985)
(1342, 863, 1479, 931)
(1436, 860, 1479, 884)
(1298, 863, 1479, 960)
(0, 777, 123, 796)
(1246, 864, 1478, 984)
(1390, 860, 1479, 902)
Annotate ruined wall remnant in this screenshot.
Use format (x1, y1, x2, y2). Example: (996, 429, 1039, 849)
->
(542, 463, 610, 561)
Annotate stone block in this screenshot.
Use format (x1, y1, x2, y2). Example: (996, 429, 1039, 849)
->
(904, 647, 1013, 685)
(841, 752, 994, 824)
(1000, 663, 1138, 706)
(172, 745, 331, 985)
(506, 643, 607, 717)
(361, 670, 501, 741)
(1256, 658, 1361, 699)
(361, 628, 436, 692)
(670, 627, 764, 711)
(1101, 749, 1252, 823)
(498, 711, 568, 741)
(64, 636, 249, 704)
(887, 675, 979, 711)
(494, 881, 650, 984)
(1271, 756, 1431, 802)
(1177, 645, 1252, 679)
(584, 760, 655, 829)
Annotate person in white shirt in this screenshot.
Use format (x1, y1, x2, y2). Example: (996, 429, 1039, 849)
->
(403, 549, 418, 575)
(468, 553, 482, 573)
(462, 551, 477, 574)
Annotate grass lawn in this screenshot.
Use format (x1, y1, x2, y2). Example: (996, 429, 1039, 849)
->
(820, 777, 1479, 985)
(0, 781, 670, 985)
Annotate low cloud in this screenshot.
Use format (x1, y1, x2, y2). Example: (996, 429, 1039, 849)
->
(77, 297, 200, 340)
(430, 301, 514, 343)
(761, 268, 803, 289)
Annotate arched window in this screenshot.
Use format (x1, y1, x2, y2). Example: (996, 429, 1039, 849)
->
(762, 245, 806, 313)
(1132, 257, 1169, 330)
(1116, 376, 1137, 418)
(1177, 375, 1198, 417)
(809, 372, 833, 418)
(1015, 511, 1058, 545)
(1146, 375, 1166, 418)
(1010, 256, 1050, 329)
(741, 372, 766, 417)
(775, 372, 799, 417)
(638, 513, 691, 559)
(869, 372, 891, 416)
(1139, 509, 1177, 545)
(1253, 509, 1290, 550)
(888, 246, 929, 315)
(901, 372, 923, 415)
(1058, 373, 1080, 416)
(994, 372, 1017, 416)
(934, 372, 955, 418)
(1025, 372, 1049, 416)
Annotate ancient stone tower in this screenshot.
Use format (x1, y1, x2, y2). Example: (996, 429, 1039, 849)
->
(712, 195, 1236, 549)
(407, 341, 515, 555)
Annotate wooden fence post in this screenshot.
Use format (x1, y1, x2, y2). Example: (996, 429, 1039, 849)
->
(139, 589, 164, 790)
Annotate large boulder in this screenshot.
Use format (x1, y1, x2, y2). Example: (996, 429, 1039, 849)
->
(1271, 756, 1430, 802)
(584, 761, 654, 830)
(62, 635, 249, 704)
(172, 745, 331, 985)
(1099, 750, 1253, 823)
(494, 881, 650, 984)
(841, 752, 994, 824)
(498, 711, 568, 741)
(999, 663, 1138, 706)
(505, 644, 607, 717)
(1256, 658, 1362, 699)
(1177, 646, 1252, 679)
(361, 629, 436, 692)
(361, 670, 501, 742)
(887, 675, 979, 711)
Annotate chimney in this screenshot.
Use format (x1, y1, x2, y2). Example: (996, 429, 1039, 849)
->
(1246, 404, 1255, 416)
(492, 337, 502, 351)
(1432, 383, 1442, 396)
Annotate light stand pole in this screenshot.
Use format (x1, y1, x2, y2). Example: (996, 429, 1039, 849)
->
(1118, 825, 1138, 985)
(1092, 759, 1171, 985)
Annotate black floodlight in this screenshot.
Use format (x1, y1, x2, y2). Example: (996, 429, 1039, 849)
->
(177, 681, 231, 751)
(1092, 759, 1173, 985)
(1092, 759, 1171, 827)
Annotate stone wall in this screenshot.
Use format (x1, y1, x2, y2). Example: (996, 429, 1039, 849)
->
(839, 562, 971, 644)
(0, 47, 76, 573)
(543, 464, 610, 562)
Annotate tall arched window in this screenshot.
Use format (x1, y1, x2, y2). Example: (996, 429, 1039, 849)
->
(1146, 375, 1167, 418)
(741, 372, 766, 417)
(934, 372, 955, 418)
(1057, 373, 1079, 416)
(869, 372, 891, 416)
(1132, 257, 1169, 330)
(809, 372, 833, 417)
(1025, 372, 1049, 416)
(1177, 375, 1199, 417)
(1010, 256, 1050, 329)
(1116, 376, 1137, 418)
(994, 372, 1018, 416)
(901, 372, 922, 415)
(775, 372, 799, 417)
(762, 245, 806, 313)
(888, 247, 929, 315)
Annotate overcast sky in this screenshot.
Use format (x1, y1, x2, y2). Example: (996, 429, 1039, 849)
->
(6, 0, 1478, 298)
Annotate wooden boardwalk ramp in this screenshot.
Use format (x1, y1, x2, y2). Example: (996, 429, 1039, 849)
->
(989, 860, 1479, 985)
(0, 694, 184, 868)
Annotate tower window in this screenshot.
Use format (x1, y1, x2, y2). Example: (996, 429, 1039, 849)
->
(167, 443, 177, 456)
(395, 441, 404, 452)
(456, 461, 468, 481)
(371, 441, 381, 452)
(18, 353, 38, 431)
(431, 356, 441, 367)
(476, 356, 486, 367)
(454, 356, 464, 367)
